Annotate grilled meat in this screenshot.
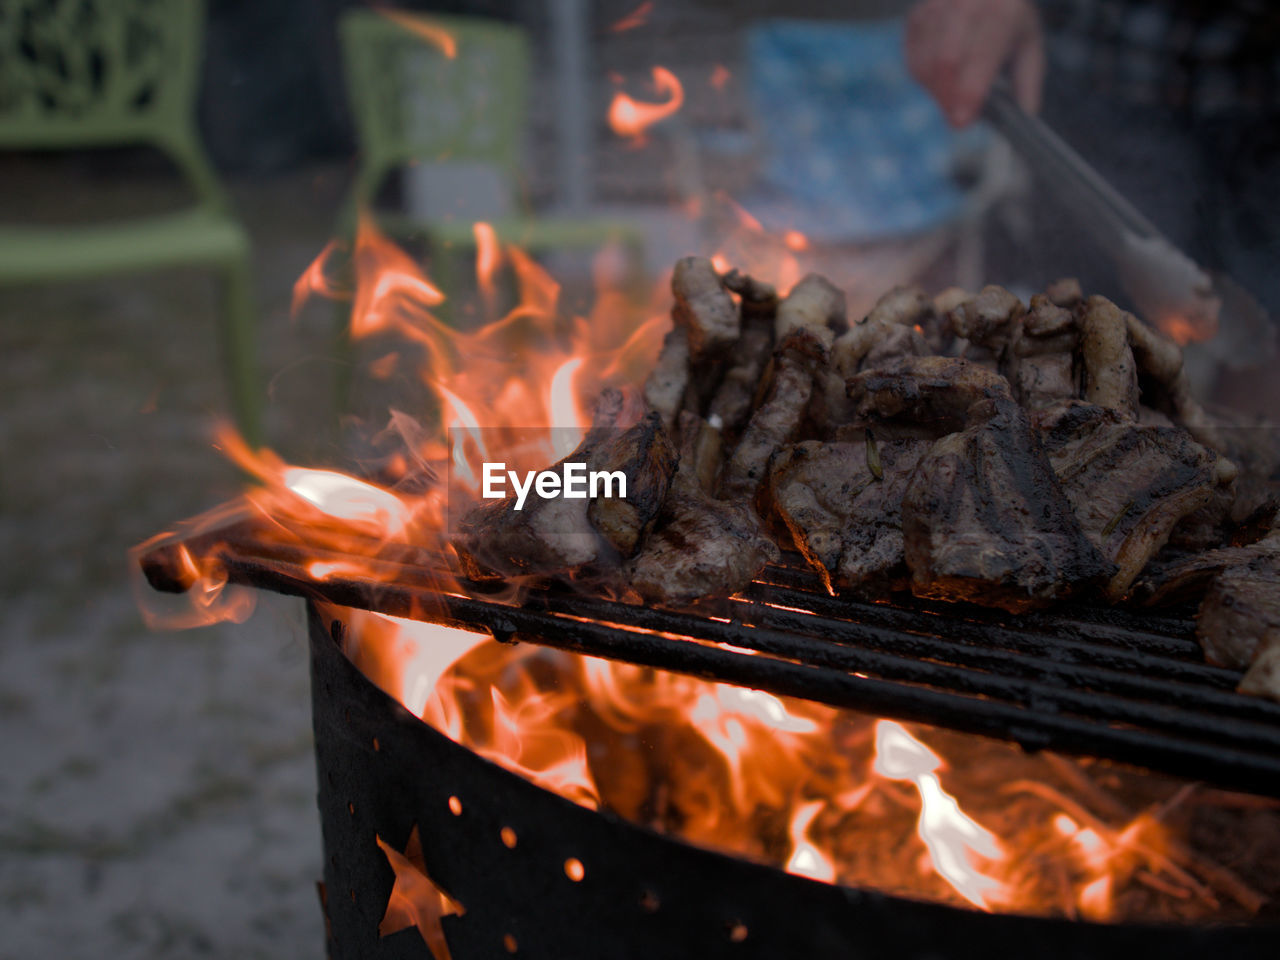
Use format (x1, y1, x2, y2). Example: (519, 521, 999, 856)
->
(459, 261, 1280, 699)
(775, 273, 846, 341)
(587, 414, 680, 557)
(849, 357, 1110, 611)
(722, 269, 779, 313)
(1125, 310, 1227, 452)
(1079, 296, 1140, 418)
(769, 436, 927, 594)
(831, 286, 933, 378)
(644, 325, 691, 435)
(708, 309, 775, 437)
(1044, 277, 1084, 308)
(1198, 549, 1280, 701)
(719, 327, 829, 503)
(1037, 400, 1234, 600)
(1006, 294, 1078, 412)
(672, 256, 739, 359)
(628, 413, 779, 604)
(947, 284, 1025, 369)
(1134, 530, 1280, 607)
(453, 391, 677, 579)
(822, 287, 934, 431)
(847, 354, 1008, 438)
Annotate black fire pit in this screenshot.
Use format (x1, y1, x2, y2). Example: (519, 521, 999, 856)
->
(308, 604, 1278, 960)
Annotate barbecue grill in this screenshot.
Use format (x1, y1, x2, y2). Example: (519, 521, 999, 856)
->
(140, 517, 1280, 800)
(305, 603, 1278, 960)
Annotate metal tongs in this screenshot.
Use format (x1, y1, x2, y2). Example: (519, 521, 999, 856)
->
(981, 80, 1272, 375)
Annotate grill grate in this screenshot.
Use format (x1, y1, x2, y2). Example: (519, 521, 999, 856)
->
(139, 518, 1280, 799)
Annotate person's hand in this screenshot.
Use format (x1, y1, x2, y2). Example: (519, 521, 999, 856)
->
(905, 0, 1045, 127)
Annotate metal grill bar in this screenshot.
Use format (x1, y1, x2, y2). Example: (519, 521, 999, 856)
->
(138, 520, 1280, 798)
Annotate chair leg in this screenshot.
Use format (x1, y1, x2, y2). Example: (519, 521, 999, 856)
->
(220, 257, 263, 446)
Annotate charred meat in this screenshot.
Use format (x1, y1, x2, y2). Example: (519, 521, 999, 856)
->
(1037, 400, 1235, 600)
(628, 413, 779, 604)
(453, 391, 677, 579)
(1198, 547, 1280, 701)
(851, 358, 1110, 612)
(769, 436, 926, 595)
(718, 327, 829, 503)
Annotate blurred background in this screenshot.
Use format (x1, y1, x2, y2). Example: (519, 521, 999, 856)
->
(1, 0, 1276, 956)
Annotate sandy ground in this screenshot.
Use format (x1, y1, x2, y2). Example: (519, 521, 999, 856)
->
(0, 160, 353, 960)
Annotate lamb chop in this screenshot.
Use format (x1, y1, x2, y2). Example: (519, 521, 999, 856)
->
(850, 357, 1111, 612)
(768, 435, 927, 595)
(718, 326, 829, 503)
(1036, 400, 1236, 600)
(822, 285, 933, 428)
(1133, 529, 1280, 607)
(707, 273, 778, 437)
(946, 284, 1025, 372)
(1077, 295, 1141, 418)
(643, 257, 742, 435)
(627, 413, 779, 604)
(774, 273, 846, 341)
(1005, 294, 1079, 412)
(671, 255, 740, 358)
(1198, 548, 1280, 701)
(643, 325, 690, 435)
(453, 391, 676, 580)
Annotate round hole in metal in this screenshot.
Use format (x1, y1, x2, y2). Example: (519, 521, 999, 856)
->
(500, 826, 518, 849)
(729, 922, 749, 943)
(347, 801, 355, 816)
(503, 933, 518, 953)
(639, 888, 660, 913)
(564, 857, 585, 882)
(372, 736, 380, 752)
(447, 795, 463, 816)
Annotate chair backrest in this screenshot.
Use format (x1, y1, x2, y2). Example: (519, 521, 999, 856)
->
(0, 0, 225, 208)
(0, 0, 204, 147)
(339, 10, 528, 209)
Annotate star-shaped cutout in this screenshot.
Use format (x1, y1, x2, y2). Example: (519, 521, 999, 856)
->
(376, 826, 465, 960)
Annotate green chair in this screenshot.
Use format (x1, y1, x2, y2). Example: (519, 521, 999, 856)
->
(0, 0, 261, 443)
(337, 9, 646, 308)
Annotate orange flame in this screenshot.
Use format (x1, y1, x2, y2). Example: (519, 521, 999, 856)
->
(291, 239, 346, 318)
(784, 229, 809, 252)
(609, 1, 653, 32)
(873, 720, 1006, 910)
(379, 9, 457, 58)
(608, 66, 684, 143)
(1157, 312, 1218, 346)
(472, 221, 502, 314)
(786, 801, 837, 883)
(376, 826, 464, 957)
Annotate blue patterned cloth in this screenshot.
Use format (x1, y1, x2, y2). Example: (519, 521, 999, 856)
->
(742, 19, 984, 243)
